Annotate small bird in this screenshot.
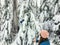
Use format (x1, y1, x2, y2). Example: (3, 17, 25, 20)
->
(20, 19, 24, 23)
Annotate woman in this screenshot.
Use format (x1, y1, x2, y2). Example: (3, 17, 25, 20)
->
(33, 30, 50, 45)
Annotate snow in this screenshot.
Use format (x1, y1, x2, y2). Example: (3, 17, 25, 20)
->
(0, 0, 60, 45)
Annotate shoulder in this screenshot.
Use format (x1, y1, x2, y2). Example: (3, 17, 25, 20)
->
(40, 40, 50, 45)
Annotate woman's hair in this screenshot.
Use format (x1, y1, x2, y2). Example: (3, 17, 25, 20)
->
(38, 37, 48, 45)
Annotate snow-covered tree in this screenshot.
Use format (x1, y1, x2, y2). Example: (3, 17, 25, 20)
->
(0, 0, 60, 45)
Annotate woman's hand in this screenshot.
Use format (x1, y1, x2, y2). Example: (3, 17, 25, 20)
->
(33, 38, 36, 42)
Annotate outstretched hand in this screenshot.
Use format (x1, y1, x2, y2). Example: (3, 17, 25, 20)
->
(32, 38, 36, 42)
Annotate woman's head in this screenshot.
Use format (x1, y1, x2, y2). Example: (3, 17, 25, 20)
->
(40, 30, 49, 39)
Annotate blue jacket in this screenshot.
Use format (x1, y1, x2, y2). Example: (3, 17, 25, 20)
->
(36, 38, 50, 45)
